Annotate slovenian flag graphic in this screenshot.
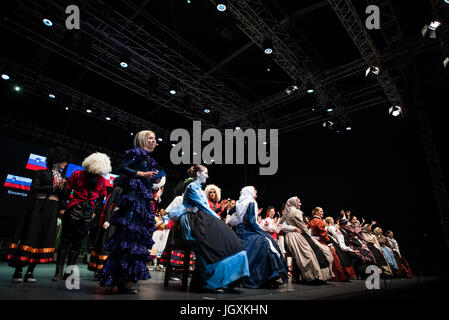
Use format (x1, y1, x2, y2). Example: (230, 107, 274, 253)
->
(4, 174, 32, 191)
(104, 173, 118, 188)
(26, 153, 47, 171)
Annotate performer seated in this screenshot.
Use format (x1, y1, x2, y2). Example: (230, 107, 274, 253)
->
(228, 186, 288, 288)
(168, 165, 249, 293)
(386, 230, 413, 278)
(283, 197, 334, 284)
(309, 207, 351, 282)
(260, 206, 281, 241)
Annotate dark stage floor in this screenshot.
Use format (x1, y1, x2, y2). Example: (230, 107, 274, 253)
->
(0, 263, 447, 300)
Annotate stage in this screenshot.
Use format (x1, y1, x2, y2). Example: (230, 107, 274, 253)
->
(0, 263, 446, 300)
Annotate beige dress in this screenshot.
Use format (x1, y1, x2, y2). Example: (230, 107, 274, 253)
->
(284, 207, 334, 281)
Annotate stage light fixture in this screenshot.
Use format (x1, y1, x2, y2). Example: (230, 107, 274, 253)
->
(130, 132, 134, 136)
(263, 37, 273, 54)
(1, 74, 10, 80)
(120, 61, 128, 68)
(307, 89, 314, 94)
(14, 85, 22, 92)
(158, 138, 163, 142)
(327, 108, 333, 113)
(285, 85, 299, 95)
(217, 1, 227, 11)
(422, 21, 441, 38)
(105, 117, 111, 121)
(171, 143, 176, 147)
(86, 109, 92, 113)
(65, 107, 69, 110)
(322, 120, 335, 129)
(262, 141, 267, 145)
(365, 66, 380, 77)
(204, 108, 211, 113)
(346, 126, 352, 131)
(235, 126, 241, 130)
(389, 105, 402, 117)
(49, 93, 56, 99)
(43, 19, 53, 27)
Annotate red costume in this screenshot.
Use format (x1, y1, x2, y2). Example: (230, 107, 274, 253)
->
(309, 216, 351, 282)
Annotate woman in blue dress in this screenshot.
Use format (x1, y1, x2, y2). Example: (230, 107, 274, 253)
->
(169, 165, 249, 292)
(228, 186, 289, 288)
(100, 130, 164, 294)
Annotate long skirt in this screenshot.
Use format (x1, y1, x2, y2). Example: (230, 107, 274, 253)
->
(366, 243, 393, 276)
(381, 246, 399, 270)
(285, 232, 334, 282)
(234, 224, 289, 288)
(100, 191, 156, 287)
(181, 211, 250, 290)
(6, 198, 58, 266)
(88, 224, 116, 273)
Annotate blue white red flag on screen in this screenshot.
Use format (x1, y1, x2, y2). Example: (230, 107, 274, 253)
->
(26, 153, 47, 171)
(4, 174, 32, 191)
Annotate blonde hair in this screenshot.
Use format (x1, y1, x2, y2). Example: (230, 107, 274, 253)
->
(133, 130, 155, 150)
(324, 217, 334, 225)
(82, 152, 112, 175)
(373, 227, 382, 236)
(205, 184, 221, 202)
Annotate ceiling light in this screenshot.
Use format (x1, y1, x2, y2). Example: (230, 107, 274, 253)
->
(43, 19, 53, 27)
(389, 105, 402, 117)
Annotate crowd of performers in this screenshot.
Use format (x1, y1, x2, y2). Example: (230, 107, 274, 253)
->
(4, 130, 412, 294)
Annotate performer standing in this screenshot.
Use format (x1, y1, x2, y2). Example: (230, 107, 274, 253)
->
(228, 186, 289, 288)
(168, 165, 249, 292)
(7, 147, 72, 283)
(52, 152, 111, 281)
(100, 130, 162, 294)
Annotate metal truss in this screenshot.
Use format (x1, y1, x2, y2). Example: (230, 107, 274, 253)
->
(327, 0, 403, 109)
(2, 1, 254, 128)
(0, 57, 172, 141)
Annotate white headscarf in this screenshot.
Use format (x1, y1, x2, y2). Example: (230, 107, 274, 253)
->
(228, 186, 258, 226)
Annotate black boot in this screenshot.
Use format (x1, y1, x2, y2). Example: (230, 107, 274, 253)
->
(117, 282, 138, 294)
(52, 248, 68, 281)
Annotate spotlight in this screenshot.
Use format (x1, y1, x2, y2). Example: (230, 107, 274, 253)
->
(130, 132, 134, 136)
(158, 138, 163, 142)
(204, 108, 211, 113)
(422, 21, 441, 38)
(171, 143, 176, 147)
(65, 107, 69, 110)
(235, 126, 241, 130)
(263, 37, 273, 55)
(217, 1, 227, 11)
(49, 93, 56, 99)
(187, 0, 191, 3)
(365, 66, 380, 77)
(262, 141, 267, 145)
(105, 117, 111, 121)
(14, 84, 22, 92)
(322, 120, 335, 129)
(389, 105, 403, 117)
(285, 85, 299, 95)
(326, 108, 333, 113)
(42, 19, 53, 27)
(86, 109, 92, 113)
(120, 61, 128, 68)
(1, 74, 10, 80)
(444, 57, 449, 68)
(169, 81, 177, 95)
(345, 126, 352, 131)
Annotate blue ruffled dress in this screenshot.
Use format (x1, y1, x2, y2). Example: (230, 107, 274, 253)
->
(100, 148, 159, 287)
(233, 203, 289, 288)
(169, 181, 250, 290)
